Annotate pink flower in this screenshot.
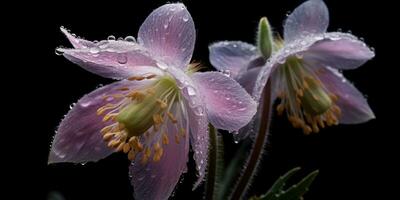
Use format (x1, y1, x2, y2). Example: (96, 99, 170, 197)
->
(49, 4, 256, 200)
(209, 0, 375, 136)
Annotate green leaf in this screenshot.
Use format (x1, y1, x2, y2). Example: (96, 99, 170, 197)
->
(205, 125, 225, 200)
(250, 167, 319, 200)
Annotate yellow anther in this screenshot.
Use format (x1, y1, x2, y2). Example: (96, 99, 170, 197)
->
(116, 142, 125, 152)
(146, 74, 157, 79)
(127, 91, 145, 101)
(332, 105, 341, 116)
(100, 126, 113, 135)
(153, 148, 164, 162)
(128, 150, 136, 161)
(103, 113, 118, 122)
(123, 143, 131, 153)
(175, 134, 180, 144)
(180, 128, 186, 138)
(146, 88, 156, 95)
(96, 103, 115, 115)
(312, 123, 320, 133)
(112, 94, 124, 99)
(167, 112, 178, 123)
(103, 132, 115, 141)
(162, 132, 169, 145)
(296, 89, 304, 97)
(302, 125, 312, 135)
(108, 140, 120, 148)
(154, 142, 161, 150)
(329, 93, 339, 102)
(156, 99, 168, 109)
(153, 114, 164, 125)
(277, 104, 285, 116)
(128, 76, 145, 81)
(118, 87, 130, 91)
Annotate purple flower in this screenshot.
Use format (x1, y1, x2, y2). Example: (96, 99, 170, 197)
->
(209, 0, 375, 136)
(49, 3, 256, 200)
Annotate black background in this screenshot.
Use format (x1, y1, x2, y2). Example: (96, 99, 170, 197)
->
(10, 0, 395, 199)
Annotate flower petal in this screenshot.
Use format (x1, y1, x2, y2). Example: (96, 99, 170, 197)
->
(49, 79, 153, 164)
(192, 72, 257, 132)
(187, 105, 209, 189)
(60, 27, 95, 49)
(303, 32, 375, 69)
(315, 66, 375, 123)
(284, 0, 329, 42)
(237, 67, 262, 96)
(138, 3, 195, 68)
(209, 41, 258, 78)
(130, 103, 189, 200)
(58, 40, 158, 79)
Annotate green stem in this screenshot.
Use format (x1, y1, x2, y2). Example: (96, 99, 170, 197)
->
(206, 125, 224, 200)
(230, 80, 272, 200)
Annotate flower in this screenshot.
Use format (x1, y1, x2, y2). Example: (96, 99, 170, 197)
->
(49, 3, 257, 200)
(209, 0, 375, 136)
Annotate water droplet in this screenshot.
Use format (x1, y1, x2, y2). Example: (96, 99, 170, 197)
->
(90, 47, 100, 54)
(213, 90, 218, 94)
(295, 53, 303, 59)
(222, 70, 231, 77)
(107, 35, 116, 40)
(233, 44, 238, 48)
(117, 37, 123, 41)
(186, 86, 196, 96)
(225, 97, 231, 101)
(55, 48, 63, 56)
(182, 15, 189, 22)
(163, 23, 169, 29)
(277, 57, 286, 64)
(157, 63, 168, 70)
(117, 53, 128, 64)
(124, 36, 136, 42)
(181, 48, 186, 52)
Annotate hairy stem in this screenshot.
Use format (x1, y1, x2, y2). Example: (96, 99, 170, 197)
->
(230, 80, 272, 200)
(206, 125, 224, 200)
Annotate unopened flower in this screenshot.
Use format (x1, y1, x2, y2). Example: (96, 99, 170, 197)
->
(49, 3, 256, 200)
(209, 0, 375, 135)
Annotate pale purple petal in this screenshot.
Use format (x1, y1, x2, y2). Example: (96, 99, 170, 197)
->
(253, 32, 374, 104)
(130, 103, 189, 200)
(315, 66, 375, 123)
(60, 27, 95, 49)
(58, 40, 159, 79)
(138, 3, 195, 68)
(237, 67, 262, 96)
(49, 79, 153, 164)
(187, 105, 209, 189)
(192, 72, 257, 132)
(284, 0, 329, 42)
(209, 41, 258, 78)
(303, 33, 375, 69)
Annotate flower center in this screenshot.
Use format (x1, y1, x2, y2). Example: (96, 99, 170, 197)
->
(96, 75, 185, 163)
(275, 57, 341, 134)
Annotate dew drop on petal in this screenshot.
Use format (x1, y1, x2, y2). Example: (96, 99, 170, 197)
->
(89, 47, 100, 54)
(182, 15, 189, 22)
(124, 36, 136, 42)
(117, 53, 128, 64)
(107, 35, 116, 41)
(55, 48, 63, 56)
(222, 70, 231, 77)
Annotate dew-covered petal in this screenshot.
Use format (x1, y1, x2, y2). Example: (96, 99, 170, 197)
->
(303, 33, 375, 69)
(58, 40, 159, 79)
(237, 67, 262, 96)
(284, 0, 329, 42)
(316, 66, 375, 123)
(192, 72, 257, 132)
(49, 80, 153, 164)
(138, 3, 195, 68)
(60, 27, 95, 49)
(187, 105, 209, 189)
(130, 103, 189, 200)
(209, 41, 258, 79)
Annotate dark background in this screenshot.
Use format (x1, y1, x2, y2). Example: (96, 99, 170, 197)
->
(11, 0, 395, 199)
